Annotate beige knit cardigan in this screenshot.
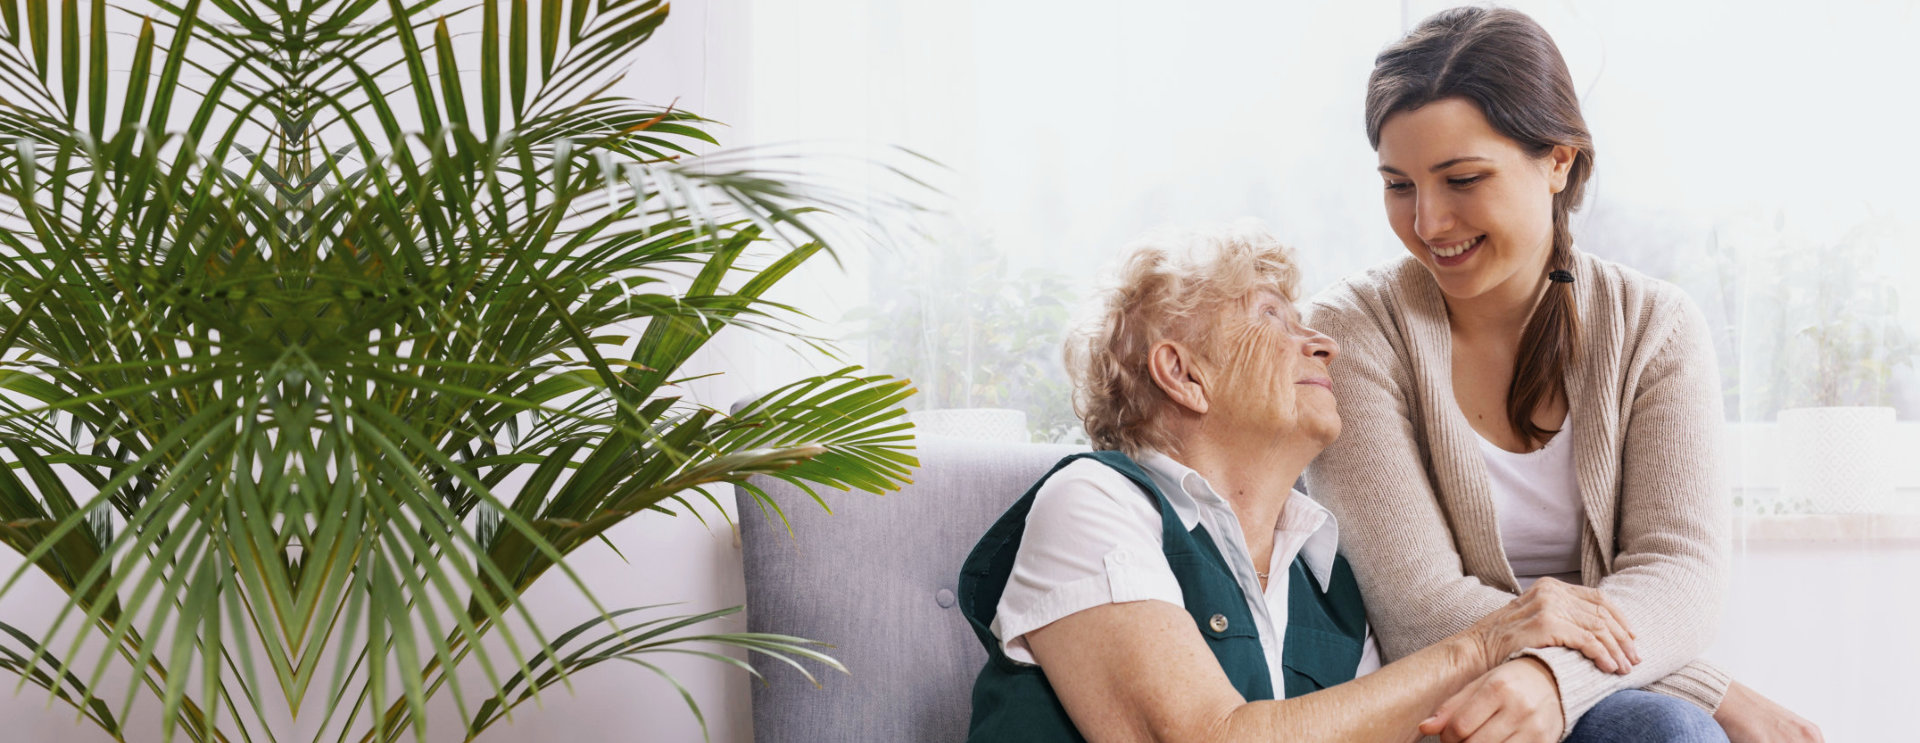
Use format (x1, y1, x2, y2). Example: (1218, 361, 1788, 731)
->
(1302, 249, 1732, 736)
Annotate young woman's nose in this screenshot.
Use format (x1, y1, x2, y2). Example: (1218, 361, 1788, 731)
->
(1413, 190, 1455, 244)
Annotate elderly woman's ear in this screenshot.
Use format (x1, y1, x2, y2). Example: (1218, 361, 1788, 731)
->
(1147, 341, 1210, 416)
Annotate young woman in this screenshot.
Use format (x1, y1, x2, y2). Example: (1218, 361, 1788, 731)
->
(1303, 8, 1823, 743)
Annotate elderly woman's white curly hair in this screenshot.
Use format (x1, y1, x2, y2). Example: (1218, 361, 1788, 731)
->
(1064, 222, 1303, 457)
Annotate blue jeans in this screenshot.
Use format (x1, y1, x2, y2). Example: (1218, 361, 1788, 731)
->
(1565, 690, 1729, 743)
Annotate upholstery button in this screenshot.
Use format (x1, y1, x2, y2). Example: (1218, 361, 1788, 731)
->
(936, 588, 956, 608)
(1209, 614, 1229, 633)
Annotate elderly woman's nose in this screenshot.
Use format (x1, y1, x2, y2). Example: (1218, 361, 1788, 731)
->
(1302, 326, 1339, 362)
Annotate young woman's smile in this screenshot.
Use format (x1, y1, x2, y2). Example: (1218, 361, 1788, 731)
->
(1427, 234, 1484, 266)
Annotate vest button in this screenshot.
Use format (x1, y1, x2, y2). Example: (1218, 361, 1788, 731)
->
(1209, 614, 1229, 633)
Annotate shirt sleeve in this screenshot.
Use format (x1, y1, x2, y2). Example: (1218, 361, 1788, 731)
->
(1355, 626, 1383, 678)
(992, 459, 1186, 666)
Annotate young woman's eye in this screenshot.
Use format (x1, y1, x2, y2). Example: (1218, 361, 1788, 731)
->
(1447, 175, 1484, 187)
(1384, 181, 1412, 193)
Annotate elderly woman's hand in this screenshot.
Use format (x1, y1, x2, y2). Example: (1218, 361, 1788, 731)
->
(1419, 658, 1562, 743)
(1466, 577, 1639, 675)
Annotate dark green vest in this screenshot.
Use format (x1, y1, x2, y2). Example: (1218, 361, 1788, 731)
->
(957, 451, 1368, 742)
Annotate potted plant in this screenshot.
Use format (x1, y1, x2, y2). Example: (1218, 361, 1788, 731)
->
(0, 1, 914, 740)
(849, 234, 1083, 444)
(1750, 217, 1918, 513)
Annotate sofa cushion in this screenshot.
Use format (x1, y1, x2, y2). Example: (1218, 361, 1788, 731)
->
(737, 433, 1086, 742)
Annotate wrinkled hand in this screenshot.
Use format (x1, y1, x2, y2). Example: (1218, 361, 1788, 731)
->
(1715, 680, 1823, 743)
(1421, 658, 1564, 743)
(1468, 576, 1638, 674)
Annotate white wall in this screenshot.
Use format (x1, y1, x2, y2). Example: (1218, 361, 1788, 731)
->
(1712, 537, 1920, 742)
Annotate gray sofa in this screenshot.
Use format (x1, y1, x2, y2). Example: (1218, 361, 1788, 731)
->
(735, 434, 1086, 742)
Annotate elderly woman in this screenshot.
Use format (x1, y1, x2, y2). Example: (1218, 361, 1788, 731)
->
(957, 225, 1645, 742)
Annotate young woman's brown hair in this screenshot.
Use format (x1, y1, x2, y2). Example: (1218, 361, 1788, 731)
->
(1364, 6, 1595, 446)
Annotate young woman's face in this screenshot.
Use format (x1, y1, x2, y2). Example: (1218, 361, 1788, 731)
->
(1375, 98, 1573, 304)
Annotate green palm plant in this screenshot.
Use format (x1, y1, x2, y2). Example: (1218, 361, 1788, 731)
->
(0, 1, 918, 741)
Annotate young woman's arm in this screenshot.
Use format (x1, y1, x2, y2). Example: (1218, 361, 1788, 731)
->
(1302, 284, 1729, 730)
(1301, 288, 1536, 655)
(1519, 293, 1731, 718)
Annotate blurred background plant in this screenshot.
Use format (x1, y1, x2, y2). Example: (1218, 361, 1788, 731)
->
(1707, 211, 1920, 515)
(848, 234, 1085, 444)
(1722, 212, 1920, 417)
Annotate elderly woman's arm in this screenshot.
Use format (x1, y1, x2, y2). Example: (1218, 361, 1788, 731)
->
(1029, 598, 1487, 742)
(1025, 581, 1641, 743)
(1029, 591, 1611, 742)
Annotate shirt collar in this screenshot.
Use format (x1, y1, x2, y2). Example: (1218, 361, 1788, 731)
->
(1280, 492, 1342, 589)
(1134, 448, 1205, 530)
(1133, 449, 1344, 588)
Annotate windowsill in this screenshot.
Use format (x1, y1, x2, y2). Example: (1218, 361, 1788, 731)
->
(1724, 421, 1920, 543)
(1736, 513, 1920, 542)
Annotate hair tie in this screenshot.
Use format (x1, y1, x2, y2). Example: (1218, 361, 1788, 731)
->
(1547, 269, 1575, 284)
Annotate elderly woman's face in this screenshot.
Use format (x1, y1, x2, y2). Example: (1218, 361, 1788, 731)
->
(1210, 290, 1342, 447)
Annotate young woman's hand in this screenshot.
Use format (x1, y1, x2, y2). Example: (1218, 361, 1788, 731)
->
(1419, 658, 1563, 743)
(1466, 576, 1639, 674)
(1714, 681, 1823, 743)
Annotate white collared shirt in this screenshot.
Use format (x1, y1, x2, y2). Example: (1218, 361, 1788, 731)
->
(991, 450, 1382, 681)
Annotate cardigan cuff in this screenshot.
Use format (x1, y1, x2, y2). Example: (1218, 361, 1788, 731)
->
(1644, 659, 1734, 714)
(1518, 648, 1734, 740)
(1517, 646, 1617, 741)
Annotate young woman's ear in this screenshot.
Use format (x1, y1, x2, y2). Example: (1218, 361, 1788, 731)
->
(1544, 143, 1577, 194)
(1148, 341, 1210, 415)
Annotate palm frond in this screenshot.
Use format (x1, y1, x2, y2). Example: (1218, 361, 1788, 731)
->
(0, 1, 922, 741)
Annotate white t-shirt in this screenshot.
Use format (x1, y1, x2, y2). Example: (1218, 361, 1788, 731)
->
(991, 450, 1382, 681)
(1476, 418, 1584, 590)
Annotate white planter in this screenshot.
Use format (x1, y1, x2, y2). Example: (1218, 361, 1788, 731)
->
(908, 408, 1030, 443)
(1778, 406, 1896, 514)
